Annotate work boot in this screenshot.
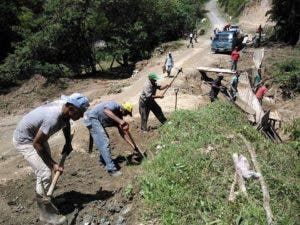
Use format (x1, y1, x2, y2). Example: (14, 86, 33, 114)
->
(36, 194, 67, 225)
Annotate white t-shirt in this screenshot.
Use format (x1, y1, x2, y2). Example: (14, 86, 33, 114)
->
(13, 100, 66, 144)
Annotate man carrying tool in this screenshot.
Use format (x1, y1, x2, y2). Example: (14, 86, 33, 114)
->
(165, 52, 174, 77)
(83, 101, 142, 177)
(13, 93, 90, 225)
(139, 72, 170, 132)
(209, 73, 225, 102)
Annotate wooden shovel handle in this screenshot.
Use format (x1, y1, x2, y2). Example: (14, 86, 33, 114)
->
(46, 153, 67, 197)
(161, 68, 183, 96)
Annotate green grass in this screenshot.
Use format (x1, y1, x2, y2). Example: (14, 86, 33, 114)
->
(140, 102, 299, 225)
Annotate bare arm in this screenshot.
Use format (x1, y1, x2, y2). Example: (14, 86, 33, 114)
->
(153, 84, 171, 98)
(62, 121, 73, 155)
(33, 131, 62, 172)
(104, 108, 129, 130)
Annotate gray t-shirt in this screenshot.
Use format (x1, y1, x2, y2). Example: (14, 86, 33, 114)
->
(140, 80, 160, 102)
(84, 101, 122, 128)
(13, 100, 67, 144)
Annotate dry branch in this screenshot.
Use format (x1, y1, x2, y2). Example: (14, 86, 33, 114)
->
(238, 134, 274, 225)
(232, 153, 248, 196)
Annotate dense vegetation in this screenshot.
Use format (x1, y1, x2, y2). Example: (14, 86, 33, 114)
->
(218, 0, 248, 18)
(265, 46, 300, 93)
(0, 0, 207, 88)
(267, 0, 300, 45)
(140, 102, 298, 224)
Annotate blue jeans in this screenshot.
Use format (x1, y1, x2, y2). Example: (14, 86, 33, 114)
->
(88, 118, 116, 172)
(231, 60, 237, 71)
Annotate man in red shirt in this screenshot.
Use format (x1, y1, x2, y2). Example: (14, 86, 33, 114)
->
(256, 83, 271, 104)
(231, 47, 240, 71)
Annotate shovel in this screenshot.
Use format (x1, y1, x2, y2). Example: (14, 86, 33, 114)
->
(125, 130, 146, 160)
(47, 153, 68, 197)
(38, 153, 68, 225)
(161, 67, 183, 96)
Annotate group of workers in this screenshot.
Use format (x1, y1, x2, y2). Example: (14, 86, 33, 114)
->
(209, 66, 272, 104)
(12, 21, 270, 224)
(13, 71, 170, 224)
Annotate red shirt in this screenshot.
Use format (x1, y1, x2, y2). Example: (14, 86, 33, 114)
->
(231, 50, 239, 61)
(256, 86, 268, 99)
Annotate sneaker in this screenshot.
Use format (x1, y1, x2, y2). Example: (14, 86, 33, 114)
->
(108, 170, 122, 177)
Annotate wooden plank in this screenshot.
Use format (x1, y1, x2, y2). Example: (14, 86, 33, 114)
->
(197, 67, 236, 75)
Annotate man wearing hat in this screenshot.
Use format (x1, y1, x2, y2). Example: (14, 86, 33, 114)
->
(83, 100, 138, 177)
(139, 72, 170, 132)
(13, 93, 90, 224)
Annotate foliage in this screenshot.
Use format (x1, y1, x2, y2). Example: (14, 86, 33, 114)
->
(140, 102, 299, 225)
(218, 0, 248, 18)
(0, 0, 207, 88)
(266, 0, 300, 45)
(265, 46, 300, 92)
(0, 0, 20, 62)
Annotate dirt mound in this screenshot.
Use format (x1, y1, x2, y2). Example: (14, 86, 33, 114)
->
(239, 0, 274, 32)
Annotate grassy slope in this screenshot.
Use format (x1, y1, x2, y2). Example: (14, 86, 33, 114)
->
(140, 102, 298, 225)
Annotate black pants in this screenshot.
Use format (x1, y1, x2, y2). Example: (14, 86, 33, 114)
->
(139, 98, 167, 131)
(209, 89, 219, 102)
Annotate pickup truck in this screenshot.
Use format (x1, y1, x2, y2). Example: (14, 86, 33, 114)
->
(211, 31, 243, 53)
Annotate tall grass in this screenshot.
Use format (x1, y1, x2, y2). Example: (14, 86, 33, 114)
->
(140, 102, 299, 224)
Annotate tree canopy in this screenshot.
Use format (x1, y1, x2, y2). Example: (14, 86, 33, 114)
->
(267, 0, 300, 45)
(0, 0, 207, 87)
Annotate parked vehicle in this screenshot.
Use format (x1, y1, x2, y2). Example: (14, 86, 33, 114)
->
(211, 31, 243, 53)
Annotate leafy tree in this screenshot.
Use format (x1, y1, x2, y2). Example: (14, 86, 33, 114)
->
(267, 0, 300, 45)
(0, 1, 20, 61)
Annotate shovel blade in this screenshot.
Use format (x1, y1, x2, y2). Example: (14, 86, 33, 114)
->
(37, 195, 67, 225)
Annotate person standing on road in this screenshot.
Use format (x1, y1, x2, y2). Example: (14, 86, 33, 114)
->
(83, 101, 139, 177)
(139, 72, 170, 132)
(194, 30, 198, 43)
(209, 73, 225, 102)
(231, 46, 240, 71)
(165, 52, 174, 77)
(229, 72, 240, 101)
(187, 32, 194, 48)
(256, 24, 263, 47)
(13, 93, 89, 225)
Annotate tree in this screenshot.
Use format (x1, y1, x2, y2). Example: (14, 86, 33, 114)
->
(267, 0, 300, 45)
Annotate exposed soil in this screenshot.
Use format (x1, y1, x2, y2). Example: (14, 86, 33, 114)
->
(0, 1, 299, 225)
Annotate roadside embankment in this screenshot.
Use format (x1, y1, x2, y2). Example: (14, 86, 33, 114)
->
(140, 101, 298, 224)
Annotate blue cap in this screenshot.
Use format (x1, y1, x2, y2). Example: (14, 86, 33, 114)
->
(61, 93, 90, 112)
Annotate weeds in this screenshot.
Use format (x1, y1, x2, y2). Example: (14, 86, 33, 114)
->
(140, 102, 299, 225)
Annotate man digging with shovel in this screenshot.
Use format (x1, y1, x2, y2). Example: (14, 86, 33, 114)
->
(13, 93, 89, 225)
(83, 101, 144, 177)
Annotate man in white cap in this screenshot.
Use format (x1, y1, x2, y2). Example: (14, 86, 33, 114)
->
(13, 93, 89, 225)
(83, 101, 139, 177)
